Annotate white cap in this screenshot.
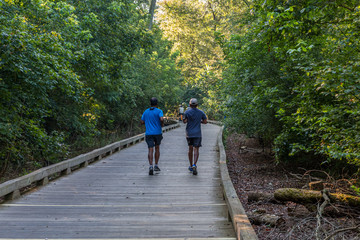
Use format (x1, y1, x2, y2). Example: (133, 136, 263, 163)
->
(189, 98, 198, 106)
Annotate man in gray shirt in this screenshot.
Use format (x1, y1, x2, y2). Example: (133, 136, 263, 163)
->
(183, 98, 207, 175)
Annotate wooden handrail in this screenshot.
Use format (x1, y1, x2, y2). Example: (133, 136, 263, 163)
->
(217, 126, 258, 240)
(207, 120, 223, 125)
(0, 123, 180, 201)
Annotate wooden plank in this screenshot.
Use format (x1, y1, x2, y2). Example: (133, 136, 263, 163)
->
(0, 124, 235, 239)
(0, 124, 179, 199)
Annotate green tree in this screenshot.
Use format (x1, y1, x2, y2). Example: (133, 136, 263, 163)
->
(0, 0, 91, 175)
(157, 0, 233, 118)
(221, 0, 360, 168)
(0, 0, 183, 181)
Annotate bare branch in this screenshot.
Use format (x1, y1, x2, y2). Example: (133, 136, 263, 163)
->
(316, 189, 331, 240)
(323, 224, 360, 240)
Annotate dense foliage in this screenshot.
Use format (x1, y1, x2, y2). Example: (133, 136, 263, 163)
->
(1, 0, 359, 180)
(0, 0, 183, 179)
(222, 0, 360, 169)
(157, 0, 245, 119)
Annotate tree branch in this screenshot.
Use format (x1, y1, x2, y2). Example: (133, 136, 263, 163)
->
(316, 189, 331, 240)
(323, 224, 360, 240)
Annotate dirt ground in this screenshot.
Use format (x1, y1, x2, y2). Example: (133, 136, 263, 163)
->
(225, 133, 360, 240)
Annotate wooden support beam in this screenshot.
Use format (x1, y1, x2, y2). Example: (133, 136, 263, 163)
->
(5, 190, 20, 201)
(61, 168, 71, 176)
(80, 161, 89, 168)
(37, 176, 49, 186)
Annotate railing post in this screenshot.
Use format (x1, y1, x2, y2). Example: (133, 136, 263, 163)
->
(61, 168, 71, 176)
(5, 190, 20, 201)
(80, 161, 89, 168)
(37, 176, 49, 186)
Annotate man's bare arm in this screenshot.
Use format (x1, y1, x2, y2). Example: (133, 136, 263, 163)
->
(201, 118, 207, 124)
(160, 116, 164, 127)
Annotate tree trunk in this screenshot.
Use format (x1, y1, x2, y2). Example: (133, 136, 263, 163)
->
(148, 0, 157, 30)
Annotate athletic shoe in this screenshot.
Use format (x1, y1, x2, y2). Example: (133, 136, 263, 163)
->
(149, 166, 154, 175)
(154, 165, 161, 171)
(192, 164, 197, 175)
(188, 166, 193, 172)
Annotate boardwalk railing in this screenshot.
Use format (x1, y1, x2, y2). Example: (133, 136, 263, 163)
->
(217, 125, 259, 240)
(0, 123, 180, 201)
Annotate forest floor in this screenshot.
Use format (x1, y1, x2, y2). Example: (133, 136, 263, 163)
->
(225, 133, 360, 240)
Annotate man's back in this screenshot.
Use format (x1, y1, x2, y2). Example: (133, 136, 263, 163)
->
(184, 108, 206, 138)
(141, 107, 163, 135)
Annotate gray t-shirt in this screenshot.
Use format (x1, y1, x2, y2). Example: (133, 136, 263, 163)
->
(184, 108, 207, 138)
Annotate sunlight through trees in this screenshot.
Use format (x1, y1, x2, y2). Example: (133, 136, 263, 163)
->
(1, 0, 359, 181)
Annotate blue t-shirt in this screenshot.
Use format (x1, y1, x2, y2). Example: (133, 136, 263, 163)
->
(141, 107, 164, 135)
(184, 108, 207, 138)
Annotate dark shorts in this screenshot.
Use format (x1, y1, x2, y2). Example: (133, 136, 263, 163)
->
(186, 137, 202, 147)
(145, 134, 163, 148)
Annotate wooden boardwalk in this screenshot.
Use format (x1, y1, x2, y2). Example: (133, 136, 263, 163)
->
(0, 123, 236, 239)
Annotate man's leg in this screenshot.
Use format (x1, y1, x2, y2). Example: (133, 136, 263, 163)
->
(154, 145, 160, 165)
(188, 145, 193, 166)
(148, 147, 154, 165)
(191, 138, 201, 175)
(148, 147, 154, 175)
(193, 147, 199, 166)
(191, 146, 198, 175)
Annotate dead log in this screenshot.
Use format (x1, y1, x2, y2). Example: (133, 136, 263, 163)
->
(274, 188, 360, 208)
(248, 191, 275, 202)
(248, 213, 285, 227)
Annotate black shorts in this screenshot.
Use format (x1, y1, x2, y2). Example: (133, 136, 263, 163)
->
(145, 134, 163, 148)
(186, 137, 202, 147)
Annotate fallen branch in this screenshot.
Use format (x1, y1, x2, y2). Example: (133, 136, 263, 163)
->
(274, 188, 360, 208)
(303, 170, 333, 183)
(323, 224, 360, 240)
(289, 173, 304, 180)
(309, 181, 324, 191)
(316, 189, 331, 240)
(239, 146, 263, 154)
(289, 169, 327, 183)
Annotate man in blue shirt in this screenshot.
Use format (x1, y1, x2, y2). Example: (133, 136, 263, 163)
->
(141, 97, 164, 175)
(183, 98, 207, 175)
